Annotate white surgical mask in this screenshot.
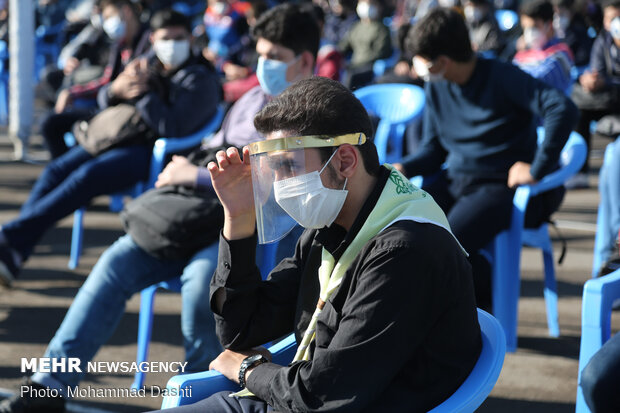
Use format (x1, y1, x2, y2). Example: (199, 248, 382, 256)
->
(153, 39, 191, 68)
(213, 1, 227, 15)
(413, 56, 445, 82)
(273, 151, 348, 229)
(256, 55, 300, 96)
(611, 16, 620, 41)
(103, 14, 126, 41)
(356, 2, 379, 20)
(523, 26, 547, 50)
(553, 12, 570, 37)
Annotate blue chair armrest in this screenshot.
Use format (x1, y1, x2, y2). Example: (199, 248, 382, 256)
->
(161, 334, 297, 409)
(147, 106, 225, 189)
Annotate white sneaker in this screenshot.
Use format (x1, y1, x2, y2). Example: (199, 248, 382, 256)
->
(565, 173, 590, 189)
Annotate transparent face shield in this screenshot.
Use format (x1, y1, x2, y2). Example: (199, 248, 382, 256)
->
(249, 133, 367, 244)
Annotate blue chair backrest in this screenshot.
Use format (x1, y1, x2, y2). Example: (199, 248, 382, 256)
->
(354, 83, 425, 164)
(428, 309, 506, 412)
(495, 9, 518, 32)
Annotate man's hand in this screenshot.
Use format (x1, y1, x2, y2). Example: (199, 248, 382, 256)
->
(393, 61, 411, 77)
(579, 70, 605, 93)
(155, 155, 199, 188)
(392, 162, 406, 175)
(208, 146, 256, 240)
(54, 89, 73, 113)
(209, 347, 272, 384)
(507, 161, 536, 188)
(110, 59, 150, 100)
(63, 57, 81, 76)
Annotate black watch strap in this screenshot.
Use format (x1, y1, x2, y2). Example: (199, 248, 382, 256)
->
(238, 354, 268, 388)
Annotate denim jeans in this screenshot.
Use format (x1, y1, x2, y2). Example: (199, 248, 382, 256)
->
(580, 332, 620, 412)
(593, 140, 620, 276)
(33, 235, 221, 393)
(2, 144, 151, 260)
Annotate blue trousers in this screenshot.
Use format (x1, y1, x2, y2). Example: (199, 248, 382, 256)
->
(148, 391, 274, 413)
(593, 140, 620, 276)
(33, 235, 221, 391)
(581, 332, 620, 412)
(2, 144, 151, 260)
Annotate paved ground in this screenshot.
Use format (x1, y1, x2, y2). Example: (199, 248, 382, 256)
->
(0, 127, 616, 412)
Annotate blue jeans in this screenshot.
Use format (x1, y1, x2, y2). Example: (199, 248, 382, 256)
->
(33, 235, 221, 392)
(580, 332, 620, 412)
(2, 144, 151, 260)
(593, 140, 620, 276)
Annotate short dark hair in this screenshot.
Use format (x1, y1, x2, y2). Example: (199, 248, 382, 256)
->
(602, 0, 620, 9)
(150, 9, 191, 32)
(100, 0, 137, 15)
(520, 0, 555, 21)
(254, 77, 380, 176)
(251, 3, 320, 61)
(405, 8, 474, 62)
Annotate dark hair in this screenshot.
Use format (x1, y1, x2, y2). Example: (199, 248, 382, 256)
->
(150, 9, 191, 32)
(405, 8, 474, 62)
(99, 0, 137, 15)
(520, 0, 555, 21)
(251, 3, 320, 61)
(602, 0, 620, 8)
(254, 77, 380, 176)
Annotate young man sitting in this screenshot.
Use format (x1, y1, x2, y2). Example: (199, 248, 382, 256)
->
(153, 76, 482, 412)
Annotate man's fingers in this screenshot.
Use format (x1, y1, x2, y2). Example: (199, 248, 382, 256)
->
(207, 161, 220, 179)
(227, 147, 242, 164)
(242, 146, 251, 165)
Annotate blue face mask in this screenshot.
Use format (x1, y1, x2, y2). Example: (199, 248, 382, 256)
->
(256, 56, 300, 96)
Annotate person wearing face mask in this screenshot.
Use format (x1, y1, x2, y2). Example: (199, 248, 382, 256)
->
(394, 8, 577, 310)
(149, 75, 481, 413)
(339, 0, 393, 89)
(570, 0, 620, 188)
(463, 0, 506, 55)
(41, 0, 150, 159)
(0, 5, 315, 412)
(551, 0, 593, 66)
(513, 0, 575, 93)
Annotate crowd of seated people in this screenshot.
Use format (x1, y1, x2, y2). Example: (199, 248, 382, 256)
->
(1, 0, 620, 412)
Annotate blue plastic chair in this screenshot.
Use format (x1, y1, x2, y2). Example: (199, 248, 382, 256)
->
(68, 105, 226, 269)
(0, 40, 8, 125)
(353, 84, 425, 164)
(372, 49, 400, 78)
(35, 22, 66, 81)
(575, 269, 620, 413)
(159, 308, 504, 410)
(428, 309, 506, 413)
(132, 241, 279, 390)
(495, 9, 518, 32)
(491, 128, 587, 352)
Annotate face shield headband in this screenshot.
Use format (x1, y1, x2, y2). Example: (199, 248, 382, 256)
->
(249, 132, 367, 244)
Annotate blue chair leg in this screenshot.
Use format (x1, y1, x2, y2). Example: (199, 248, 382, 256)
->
(541, 241, 560, 338)
(492, 230, 521, 353)
(68, 208, 85, 269)
(132, 284, 159, 390)
(0, 77, 7, 125)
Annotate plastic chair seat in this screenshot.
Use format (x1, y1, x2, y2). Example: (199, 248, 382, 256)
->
(491, 129, 587, 352)
(353, 84, 425, 164)
(68, 105, 225, 269)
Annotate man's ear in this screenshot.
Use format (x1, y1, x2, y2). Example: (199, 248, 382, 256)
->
(300, 50, 315, 75)
(336, 144, 358, 178)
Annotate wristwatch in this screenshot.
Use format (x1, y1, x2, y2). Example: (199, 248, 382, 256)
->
(238, 354, 268, 388)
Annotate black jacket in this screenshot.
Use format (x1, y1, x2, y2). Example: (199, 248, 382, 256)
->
(210, 167, 482, 412)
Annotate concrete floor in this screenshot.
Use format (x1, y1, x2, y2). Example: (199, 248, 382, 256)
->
(0, 128, 616, 412)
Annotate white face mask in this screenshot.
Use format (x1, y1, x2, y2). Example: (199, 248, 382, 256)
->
(213, 1, 228, 15)
(611, 16, 620, 41)
(523, 26, 547, 50)
(553, 11, 570, 36)
(273, 151, 348, 229)
(356, 2, 379, 20)
(103, 14, 126, 41)
(413, 56, 444, 82)
(153, 39, 191, 68)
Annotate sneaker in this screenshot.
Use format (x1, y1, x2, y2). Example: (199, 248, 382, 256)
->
(0, 378, 65, 413)
(0, 245, 19, 287)
(564, 172, 590, 189)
